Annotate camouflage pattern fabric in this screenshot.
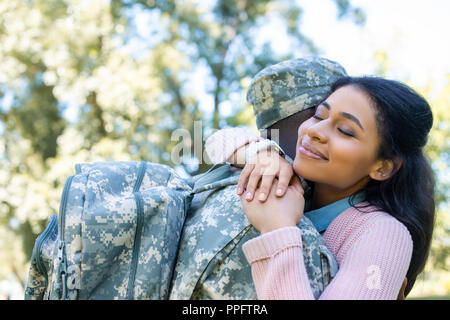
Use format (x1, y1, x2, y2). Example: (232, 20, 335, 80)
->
(25, 161, 193, 300)
(25, 214, 58, 299)
(24, 161, 337, 300)
(169, 165, 337, 300)
(246, 56, 347, 129)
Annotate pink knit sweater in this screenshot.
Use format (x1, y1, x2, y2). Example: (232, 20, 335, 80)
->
(205, 128, 414, 300)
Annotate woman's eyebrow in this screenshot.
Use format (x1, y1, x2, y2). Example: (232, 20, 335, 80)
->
(341, 112, 364, 131)
(320, 101, 331, 109)
(319, 101, 364, 131)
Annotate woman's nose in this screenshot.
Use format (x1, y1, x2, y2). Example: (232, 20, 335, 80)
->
(307, 121, 328, 142)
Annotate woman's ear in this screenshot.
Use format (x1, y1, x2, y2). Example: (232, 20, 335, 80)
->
(369, 158, 402, 181)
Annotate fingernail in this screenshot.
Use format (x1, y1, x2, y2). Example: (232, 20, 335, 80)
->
(245, 192, 253, 200)
(237, 187, 242, 195)
(258, 193, 265, 201)
(277, 189, 283, 195)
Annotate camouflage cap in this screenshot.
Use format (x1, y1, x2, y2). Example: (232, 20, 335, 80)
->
(246, 56, 347, 129)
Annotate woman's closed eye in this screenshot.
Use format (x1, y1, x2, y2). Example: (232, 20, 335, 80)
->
(338, 128, 355, 137)
(313, 113, 355, 137)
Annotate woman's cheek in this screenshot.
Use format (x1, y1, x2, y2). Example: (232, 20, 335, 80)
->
(325, 148, 372, 187)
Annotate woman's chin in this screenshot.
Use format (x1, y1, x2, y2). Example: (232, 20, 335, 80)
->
(293, 161, 315, 181)
(293, 156, 330, 182)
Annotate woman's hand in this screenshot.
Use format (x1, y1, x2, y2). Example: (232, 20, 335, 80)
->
(240, 176, 305, 234)
(236, 149, 294, 202)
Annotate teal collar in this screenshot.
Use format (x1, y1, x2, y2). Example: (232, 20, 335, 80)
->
(304, 193, 365, 234)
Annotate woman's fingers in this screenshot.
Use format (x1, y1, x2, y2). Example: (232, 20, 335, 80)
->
(274, 165, 294, 197)
(236, 164, 254, 195)
(244, 166, 264, 201)
(236, 151, 295, 202)
(256, 173, 275, 202)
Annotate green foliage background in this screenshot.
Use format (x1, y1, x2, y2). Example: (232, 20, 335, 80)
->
(0, 0, 448, 298)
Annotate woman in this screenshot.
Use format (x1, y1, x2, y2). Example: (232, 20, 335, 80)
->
(219, 76, 435, 299)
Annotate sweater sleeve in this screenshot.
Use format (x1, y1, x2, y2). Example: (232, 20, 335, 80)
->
(205, 127, 262, 164)
(242, 227, 315, 300)
(242, 218, 413, 300)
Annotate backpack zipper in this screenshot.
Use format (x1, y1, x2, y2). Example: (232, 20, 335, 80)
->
(134, 161, 146, 193)
(58, 175, 74, 242)
(33, 214, 58, 285)
(57, 175, 74, 300)
(127, 191, 144, 299)
(127, 162, 147, 299)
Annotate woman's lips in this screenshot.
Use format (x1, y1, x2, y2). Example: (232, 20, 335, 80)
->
(298, 142, 328, 160)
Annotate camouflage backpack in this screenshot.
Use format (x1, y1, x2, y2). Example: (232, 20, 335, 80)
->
(24, 161, 337, 300)
(25, 161, 194, 300)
